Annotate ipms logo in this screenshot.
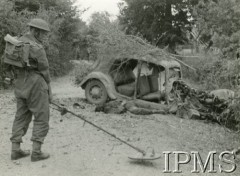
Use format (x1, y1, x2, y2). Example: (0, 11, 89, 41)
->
(162, 151, 237, 173)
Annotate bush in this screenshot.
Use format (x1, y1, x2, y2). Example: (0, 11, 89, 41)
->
(182, 53, 240, 90)
(73, 60, 93, 86)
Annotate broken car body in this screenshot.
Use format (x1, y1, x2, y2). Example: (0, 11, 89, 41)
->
(79, 54, 182, 105)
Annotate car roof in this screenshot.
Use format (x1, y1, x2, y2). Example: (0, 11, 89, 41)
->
(134, 54, 181, 68)
(94, 49, 181, 72)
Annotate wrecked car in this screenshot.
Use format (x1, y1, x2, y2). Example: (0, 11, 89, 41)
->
(78, 54, 239, 129)
(79, 55, 182, 105)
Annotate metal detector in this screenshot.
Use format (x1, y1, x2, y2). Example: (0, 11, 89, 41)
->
(51, 102, 161, 161)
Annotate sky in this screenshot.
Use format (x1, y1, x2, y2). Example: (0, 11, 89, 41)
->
(75, 0, 122, 22)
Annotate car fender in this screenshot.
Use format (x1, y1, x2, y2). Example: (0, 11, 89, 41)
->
(80, 72, 117, 100)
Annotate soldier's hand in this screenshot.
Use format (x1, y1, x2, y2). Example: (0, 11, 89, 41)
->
(48, 83, 53, 103)
(49, 92, 53, 103)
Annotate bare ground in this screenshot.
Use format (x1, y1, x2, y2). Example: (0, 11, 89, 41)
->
(0, 74, 239, 176)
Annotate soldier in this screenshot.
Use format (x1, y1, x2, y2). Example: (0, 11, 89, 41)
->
(10, 18, 52, 162)
(95, 99, 167, 115)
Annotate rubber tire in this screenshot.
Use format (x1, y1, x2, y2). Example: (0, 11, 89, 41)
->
(85, 80, 108, 105)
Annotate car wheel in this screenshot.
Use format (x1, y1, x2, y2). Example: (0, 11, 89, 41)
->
(85, 80, 108, 104)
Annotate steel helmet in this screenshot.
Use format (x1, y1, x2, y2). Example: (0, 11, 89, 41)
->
(27, 18, 50, 32)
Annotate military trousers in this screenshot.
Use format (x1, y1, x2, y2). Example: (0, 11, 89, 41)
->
(10, 70, 50, 144)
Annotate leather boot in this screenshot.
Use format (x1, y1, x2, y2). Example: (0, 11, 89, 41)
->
(31, 141, 50, 162)
(11, 142, 30, 160)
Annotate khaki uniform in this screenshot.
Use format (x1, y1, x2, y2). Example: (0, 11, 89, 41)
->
(10, 32, 51, 144)
(124, 100, 167, 115)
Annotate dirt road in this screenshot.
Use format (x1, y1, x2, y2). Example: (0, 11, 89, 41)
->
(0, 74, 239, 176)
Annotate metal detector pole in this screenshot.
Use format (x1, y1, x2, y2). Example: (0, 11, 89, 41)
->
(51, 102, 146, 155)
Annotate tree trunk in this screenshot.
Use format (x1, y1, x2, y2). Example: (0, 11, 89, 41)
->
(165, 0, 175, 52)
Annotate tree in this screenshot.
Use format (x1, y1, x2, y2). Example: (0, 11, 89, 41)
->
(189, 0, 240, 92)
(193, 0, 240, 57)
(13, 0, 77, 13)
(119, 0, 198, 52)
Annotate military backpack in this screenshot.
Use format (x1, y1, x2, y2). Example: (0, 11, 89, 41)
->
(3, 34, 31, 68)
(1, 34, 31, 84)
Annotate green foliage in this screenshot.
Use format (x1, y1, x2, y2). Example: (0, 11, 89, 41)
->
(87, 12, 176, 64)
(193, 0, 240, 57)
(0, 1, 33, 55)
(74, 60, 93, 85)
(229, 91, 240, 130)
(119, 0, 198, 52)
(183, 53, 240, 90)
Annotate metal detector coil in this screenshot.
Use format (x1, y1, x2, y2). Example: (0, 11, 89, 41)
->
(128, 148, 161, 161)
